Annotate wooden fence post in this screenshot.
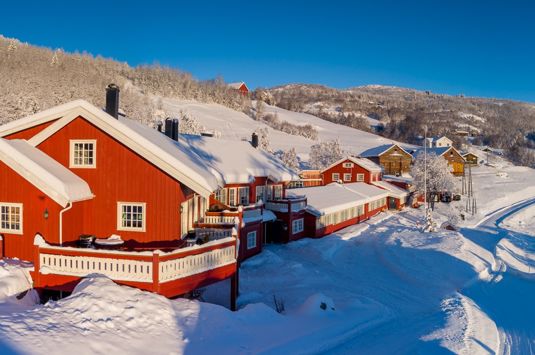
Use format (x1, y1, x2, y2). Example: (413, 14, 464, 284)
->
(152, 251, 160, 293)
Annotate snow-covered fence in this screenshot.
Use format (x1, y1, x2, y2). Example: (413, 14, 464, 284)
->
(34, 236, 238, 290)
(159, 244, 236, 282)
(39, 252, 153, 282)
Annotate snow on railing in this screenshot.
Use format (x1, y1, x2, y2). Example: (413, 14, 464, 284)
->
(39, 252, 153, 282)
(34, 235, 238, 287)
(159, 245, 235, 283)
(203, 215, 238, 224)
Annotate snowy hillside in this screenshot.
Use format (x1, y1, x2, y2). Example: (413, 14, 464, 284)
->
(163, 98, 406, 163)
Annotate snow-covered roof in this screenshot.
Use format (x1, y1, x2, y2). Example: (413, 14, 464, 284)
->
(0, 100, 295, 197)
(287, 182, 389, 216)
(411, 146, 465, 162)
(181, 135, 298, 185)
(227, 82, 247, 90)
(321, 156, 382, 173)
(359, 144, 411, 159)
(0, 139, 93, 207)
(371, 180, 409, 199)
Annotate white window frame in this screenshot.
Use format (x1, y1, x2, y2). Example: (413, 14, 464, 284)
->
(0, 203, 23, 235)
(255, 185, 266, 203)
(228, 188, 237, 207)
(332, 173, 340, 181)
(247, 231, 257, 250)
(292, 218, 304, 234)
(70, 139, 97, 168)
(273, 185, 283, 200)
(238, 186, 250, 206)
(117, 202, 146, 232)
(214, 188, 227, 204)
(343, 162, 354, 168)
(343, 173, 352, 182)
(356, 173, 365, 182)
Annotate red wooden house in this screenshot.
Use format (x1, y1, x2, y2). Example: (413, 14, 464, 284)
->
(287, 183, 389, 238)
(0, 88, 297, 308)
(227, 82, 249, 96)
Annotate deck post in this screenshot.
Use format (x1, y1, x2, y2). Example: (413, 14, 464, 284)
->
(152, 251, 160, 293)
(230, 271, 238, 311)
(33, 244, 40, 288)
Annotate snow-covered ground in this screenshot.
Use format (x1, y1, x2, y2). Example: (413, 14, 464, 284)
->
(1, 123, 535, 353)
(162, 99, 406, 162)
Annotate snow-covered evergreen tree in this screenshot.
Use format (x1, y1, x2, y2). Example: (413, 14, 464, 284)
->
(309, 140, 344, 169)
(277, 148, 300, 171)
(178, 111, 204, 135)
(411, 152, 457, 195)
(254, 127, 271, 151)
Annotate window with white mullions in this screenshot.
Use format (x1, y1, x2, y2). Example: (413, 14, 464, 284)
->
(117, 202, 146, 231)
(247, 231, 257, 249)
(70, 140, 96, 168)
(238, 186, 250, 205)
(292, 218, 304, 234)
(0, 203, 23, 234)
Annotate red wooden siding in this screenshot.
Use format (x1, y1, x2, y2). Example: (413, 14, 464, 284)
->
(0, 160, 63, 261)
(35, 116, 189, 244)
(322, 159, 375, 185)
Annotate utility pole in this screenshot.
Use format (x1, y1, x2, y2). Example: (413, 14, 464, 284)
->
(423, 125, 435, 232)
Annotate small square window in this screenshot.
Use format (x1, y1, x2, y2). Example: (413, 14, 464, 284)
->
(0, 203, 23, 234)
(332, 173, 340, 181)
(356, 174, 365, 182)
(118, 202, 146, 232)
(70, 140, 96, 168)
(343, 173, 352, 182)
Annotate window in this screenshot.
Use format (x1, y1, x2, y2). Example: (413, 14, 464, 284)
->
(70, 140, 96, 168)
(214, 188, 227, 204)
(273, 185, 283, 200)
(292, 218, 304, 234)
(247, 231, 257, 249)
(332, 173, 340, 181)
(255, 186, 266, 203)
(356, 173, 365, 182)
(0, 203, 22, 234)
(238, 186, 250, 205)
(343, 173, 352, 182)
(117, 202, 146, 232)
(228, 188, 237, 206)
(343, 162, 354, 168)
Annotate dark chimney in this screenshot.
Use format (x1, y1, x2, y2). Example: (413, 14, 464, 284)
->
(251, 132, 259, 148)
(156, 121, 163, 133)
(105, 84, 120, 119)
(172, 118, 179, 140)
(164, 117, 180, 141)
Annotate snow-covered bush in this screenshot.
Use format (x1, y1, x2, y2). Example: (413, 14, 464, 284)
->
(309, 140, 344, 169)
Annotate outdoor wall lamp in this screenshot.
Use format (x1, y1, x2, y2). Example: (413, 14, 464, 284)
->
(43, 208, 49, 220)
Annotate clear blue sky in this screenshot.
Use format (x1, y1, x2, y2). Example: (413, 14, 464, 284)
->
(2, 0, 535, 102)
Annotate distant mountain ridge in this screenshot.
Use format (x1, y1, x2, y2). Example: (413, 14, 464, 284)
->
(258, 83, 535, 167)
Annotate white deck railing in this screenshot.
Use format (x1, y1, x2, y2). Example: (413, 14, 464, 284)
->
(203, 215, 239, 224)
(36, 236, 237, 287)
(159, 245, 235, 283)
(39, 253, 153, 282)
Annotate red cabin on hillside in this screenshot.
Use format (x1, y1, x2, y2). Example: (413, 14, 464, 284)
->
(227, 82, 249, 96)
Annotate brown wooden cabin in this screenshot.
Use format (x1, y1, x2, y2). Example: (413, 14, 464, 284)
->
(359, 144, 413, 176)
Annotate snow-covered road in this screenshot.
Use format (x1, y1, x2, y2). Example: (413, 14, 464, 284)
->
(461, 198, 535, 355)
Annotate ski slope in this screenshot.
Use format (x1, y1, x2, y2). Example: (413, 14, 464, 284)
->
(163, 99, 405, 162)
